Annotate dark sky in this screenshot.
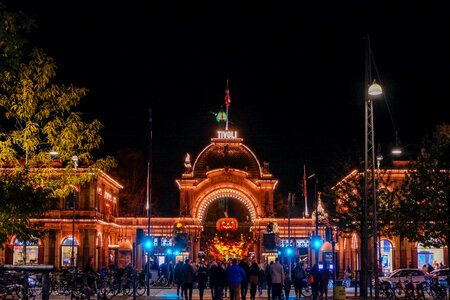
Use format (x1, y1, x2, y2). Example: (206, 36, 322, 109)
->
(4, 1, 448, 209)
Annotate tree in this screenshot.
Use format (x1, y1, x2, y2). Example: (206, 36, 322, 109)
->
(110, 149, 147, 217)
(0, 3, 35, 73)
(0, 170, 54, 246)
(0, 7, 115, 247)
(392, 124, 449, 260)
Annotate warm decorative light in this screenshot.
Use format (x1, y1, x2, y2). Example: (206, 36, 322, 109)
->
(176, 222, 183, 229)
(49, 150, 58, 156)
(391, 146, 402, 155)
(216, 218, 238, 231)
(368, 81, 383, 96)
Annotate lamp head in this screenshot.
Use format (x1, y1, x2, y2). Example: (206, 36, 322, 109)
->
(376, 154, 383, 161)
(49, 150, 58, 156)
(368, 81, 383, 96)
(391, 146, 402, 155)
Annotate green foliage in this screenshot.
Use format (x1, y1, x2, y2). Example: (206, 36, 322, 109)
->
(0, 3, 35, 73)
(323, 145, 395, 237)
(0, 48, 116, 198)
(0, 5, 115, 248)
(392, 124, 449, 248)
(0, 170, 54, 246)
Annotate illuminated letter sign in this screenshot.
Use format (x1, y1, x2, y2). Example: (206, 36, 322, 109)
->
(217, 130, 237, 139)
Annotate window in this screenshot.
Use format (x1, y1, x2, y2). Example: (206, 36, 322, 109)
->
(13, 238, 39, 265)
(64, 190, 79, 210)
(61, 237, 79, 267)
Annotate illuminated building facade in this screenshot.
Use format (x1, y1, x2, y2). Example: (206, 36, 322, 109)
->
(1, 135, 447, 277)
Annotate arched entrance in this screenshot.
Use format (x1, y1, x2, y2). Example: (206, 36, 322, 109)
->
(197, 190, 256, 261)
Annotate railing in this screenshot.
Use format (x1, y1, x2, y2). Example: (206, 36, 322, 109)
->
(0, 264, 54, 300)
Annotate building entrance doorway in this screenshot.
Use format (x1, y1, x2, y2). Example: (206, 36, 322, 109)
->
(200, 197, 253, 261)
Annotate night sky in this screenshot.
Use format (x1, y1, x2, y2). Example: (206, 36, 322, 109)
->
(4, 1, 448, 212)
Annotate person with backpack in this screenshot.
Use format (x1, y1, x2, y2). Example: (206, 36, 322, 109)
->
(293, 262, 306, 299)
(249, 261, 259, 300)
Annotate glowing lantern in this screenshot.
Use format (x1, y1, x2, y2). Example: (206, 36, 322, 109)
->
(216, 218, 238, 231)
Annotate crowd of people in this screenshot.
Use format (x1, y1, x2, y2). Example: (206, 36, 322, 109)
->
(157, 257, 332, 300)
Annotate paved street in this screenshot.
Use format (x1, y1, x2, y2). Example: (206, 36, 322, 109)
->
(43, 287, 437, 299)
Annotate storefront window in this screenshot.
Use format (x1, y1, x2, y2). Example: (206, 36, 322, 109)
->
(417, 243, 444, 269)
(61, 237, 78, 267)
(13, 238, 39, 265)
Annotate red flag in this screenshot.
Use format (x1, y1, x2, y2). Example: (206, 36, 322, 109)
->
(225, 80, 231, 106)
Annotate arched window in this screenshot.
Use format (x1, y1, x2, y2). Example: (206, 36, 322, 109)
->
(13, 238, 39, 265)
(378, 239, 393, 274)
(61, 237, 79, 267)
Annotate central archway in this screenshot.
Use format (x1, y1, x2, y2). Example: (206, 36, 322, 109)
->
(194, 187, 260, 222)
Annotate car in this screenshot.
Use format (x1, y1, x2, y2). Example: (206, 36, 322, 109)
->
(379, 268, 427, 286)
(429, 268, 449, 287)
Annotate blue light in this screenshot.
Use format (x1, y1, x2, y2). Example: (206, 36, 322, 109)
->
(174, 250, 180, 255)
(277, 251, 282, 255)
(166, 249, 172, 254)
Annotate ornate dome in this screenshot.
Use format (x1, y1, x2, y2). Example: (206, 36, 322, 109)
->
(193, 142, 262, 178)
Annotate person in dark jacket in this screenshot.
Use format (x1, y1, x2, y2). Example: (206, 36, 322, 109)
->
(197, 263, 208, 300)
(249, 261, 259, 300)
(258, 264, 266, 296)
(83, 256, 98, 290)
(318, 264, 330, 300)
(227, 258, 247, 300)
(239, 259, 250, 300)
(181, 259, 195, 300)
(175, 261, 184, 297)
(210, 261, 227, 300)
(266, 262, 273, 300)
(293, 262, 306, 299)
(309, 264, 320, 300)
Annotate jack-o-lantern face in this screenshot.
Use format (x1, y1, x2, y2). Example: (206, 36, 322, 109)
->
(216, 218, 238, 231)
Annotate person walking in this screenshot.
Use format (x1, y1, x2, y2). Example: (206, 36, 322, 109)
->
(308, 264, 320, 300)
(292, 262, 306, 299)
(226, 258, 247, 300)
(239, 259, 250, 300)
(249, 261, 259, 300)
(270, 258, 285, 300)
(175, 261, 184, 297)
(258, 264, 266, 296)
(210, 261, 227, 300)
(209, 261, 217, 299)
(318, 263, 330, 300)
(181, 259, 195, 300)
(283, 274, 292, 300)
(197, 262, 208, 300)
(266, 262, 273, 300)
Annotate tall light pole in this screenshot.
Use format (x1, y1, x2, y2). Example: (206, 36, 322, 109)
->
(363, 34, 383, 299)
(146, 108, 153, 296)
(71, 155, 78, 270)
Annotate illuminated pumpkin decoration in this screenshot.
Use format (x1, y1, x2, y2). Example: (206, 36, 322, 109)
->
(216, 218, 238, 231)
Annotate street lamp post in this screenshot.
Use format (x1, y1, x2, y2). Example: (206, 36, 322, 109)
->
(363, 35, 383, 299)
(146, 108, 153, 296)
(71, 155, 78, 270)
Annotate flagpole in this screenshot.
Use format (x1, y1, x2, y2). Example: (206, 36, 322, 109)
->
(304, 165, 309, 217)
(225, 80, 230, 130)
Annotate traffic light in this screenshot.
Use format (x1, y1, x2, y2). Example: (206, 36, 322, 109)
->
(285, 247, 294, 256)
(311, 235, 322, 250)
(143, 236, 152, 251)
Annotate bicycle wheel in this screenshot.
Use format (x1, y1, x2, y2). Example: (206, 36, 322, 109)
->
(136, 281, 147, 296)
(301, 286, 312, 297)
